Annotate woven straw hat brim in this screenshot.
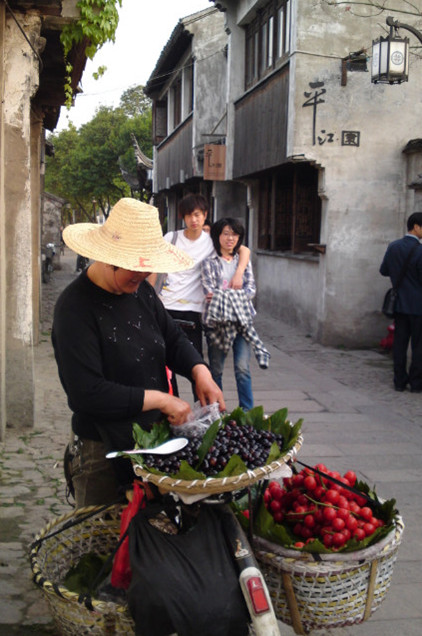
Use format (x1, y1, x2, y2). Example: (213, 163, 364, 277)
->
(62, 198, 194, 273)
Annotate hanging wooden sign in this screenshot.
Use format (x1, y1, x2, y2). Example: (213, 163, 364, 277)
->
(204, 144, 226, 181)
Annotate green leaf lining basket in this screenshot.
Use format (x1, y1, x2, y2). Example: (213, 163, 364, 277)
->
(30, 504, 135, 635)
(253, 515, 404, 635)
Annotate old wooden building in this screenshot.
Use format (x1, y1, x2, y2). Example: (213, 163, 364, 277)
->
(147, 0, 422, 347)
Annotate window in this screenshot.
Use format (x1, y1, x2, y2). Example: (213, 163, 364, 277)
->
(167, 57, 194, 134)
(258, 163, 321, 254)
(245, 0, 290, 89)
(153, 99, 168, 144)
(172, 77, 182, 128)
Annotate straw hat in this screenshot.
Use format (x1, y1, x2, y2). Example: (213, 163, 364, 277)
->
(63, 198, 193, 273)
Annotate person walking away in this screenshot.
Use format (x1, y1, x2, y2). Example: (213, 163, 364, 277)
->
(150, 193, 250, 396)
(52, 198, 225, 509)
(201, 218, 270, 410)
(380, 212, 422, 392)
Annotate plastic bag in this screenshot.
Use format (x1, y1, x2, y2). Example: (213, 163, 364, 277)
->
(128, 504, 249, 636)
(111, 481, 146, 589)
(171, 401, 221, 438)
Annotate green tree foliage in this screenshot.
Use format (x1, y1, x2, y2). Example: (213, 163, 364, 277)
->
(61, 0, 122, 106)
(45, 85, 152, 220)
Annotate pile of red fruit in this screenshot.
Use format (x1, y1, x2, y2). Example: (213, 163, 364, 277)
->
(264, 464, 386, 549)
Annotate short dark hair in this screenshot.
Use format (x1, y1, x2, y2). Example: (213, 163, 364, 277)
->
(210, 218, 244, 256)
(178, 193, 209, 219)
(407, 212, 422, 231)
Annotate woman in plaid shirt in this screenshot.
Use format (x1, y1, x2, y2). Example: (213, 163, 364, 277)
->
(201, 218, 269, 410)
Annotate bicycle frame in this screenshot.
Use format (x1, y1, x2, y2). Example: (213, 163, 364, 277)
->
(215, 502, 280, 635)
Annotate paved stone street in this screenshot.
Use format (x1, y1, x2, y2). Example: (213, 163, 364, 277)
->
(0, 248, 421, 635)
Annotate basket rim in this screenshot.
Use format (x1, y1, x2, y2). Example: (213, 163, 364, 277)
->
(253, 514, 404, 563)
(30, 504, 127, 612)
(133, 435, 303, 495)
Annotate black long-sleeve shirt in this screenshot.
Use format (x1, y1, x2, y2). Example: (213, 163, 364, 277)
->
(52, 271, 204, 452)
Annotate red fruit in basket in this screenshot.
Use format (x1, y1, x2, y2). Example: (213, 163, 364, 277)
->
(343, 470, 357, 486)
(301, 526, 313, 539)
(359, 506, 373, 521)
(337, 495, 349, 509)
(269, 480, 282, 495)
(342, 528, 352, 542)
(353, 528, 366, 541)
(314, 485, 325, 500)
(323, 533, 334, 548)
(314, 508, 324, 524)
(290, 487, 302, 500)
(242, 509, 250, 519)
(324, 489, 340, 505)
(263, 488, 272, 505)
(273, 510, 284, 524)
(303, 475, 318, 491)
(272, 488, 285, 503)
(348, 500, 361, 515)
(293, 523, 303, 536)
(294, 542, 305, 548)
(354, 493, 367, 507)
(283, 477, 293, 489)
(332, 517, 346, 531)
(304, 514, 316, 528)
(314, 463, 328, 473)
(346, 515, 358, 532)
(323, 506, 337, 523)
(363, 522, 377, 537)
(332, 532, 347, 548)
(336, 507, 350, 522)
(270, 499, 282, 514)
(292, 473, 305, 487)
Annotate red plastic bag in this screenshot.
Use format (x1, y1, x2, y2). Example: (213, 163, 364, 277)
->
(111, 481, 146, 589)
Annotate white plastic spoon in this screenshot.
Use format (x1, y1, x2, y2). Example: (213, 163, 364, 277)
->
(105, 437, 189, 459)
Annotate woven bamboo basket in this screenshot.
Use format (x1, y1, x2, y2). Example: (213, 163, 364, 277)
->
(133, 434, 303, 496)
(30, 504, 135, 635)
(254, 515, 404, 635)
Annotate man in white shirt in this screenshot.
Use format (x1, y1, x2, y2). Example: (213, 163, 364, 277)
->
(152, 193, 249, 395)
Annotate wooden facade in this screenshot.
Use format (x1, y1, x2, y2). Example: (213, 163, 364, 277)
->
(156, 115, 193, 191)
(233, 65, 289, 178)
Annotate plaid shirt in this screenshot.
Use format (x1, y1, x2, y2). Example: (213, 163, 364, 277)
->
(201, 253, 256, 318)
(201, 255, 270, 368)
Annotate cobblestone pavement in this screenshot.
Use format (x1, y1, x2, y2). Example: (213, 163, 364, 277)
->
(0, 248, 420, 635)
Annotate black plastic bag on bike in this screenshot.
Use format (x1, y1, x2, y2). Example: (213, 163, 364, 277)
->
(128, 502, 249, 636)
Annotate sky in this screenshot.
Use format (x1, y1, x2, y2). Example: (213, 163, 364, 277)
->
(57, 0, 210, 131)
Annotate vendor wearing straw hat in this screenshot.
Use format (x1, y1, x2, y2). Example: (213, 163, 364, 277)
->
(52, 198, 225, 508)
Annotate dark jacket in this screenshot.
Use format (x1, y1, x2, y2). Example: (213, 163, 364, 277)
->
(380, 235, 422, 315)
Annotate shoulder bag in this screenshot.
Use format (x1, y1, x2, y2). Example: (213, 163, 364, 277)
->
(155, 231, 178, 294)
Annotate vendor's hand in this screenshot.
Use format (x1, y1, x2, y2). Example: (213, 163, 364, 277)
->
(205, 291, 213, 302)
(160, 395, 192, 427)
(229, 271, 243, 290)
(191, 364, 226, 411)
(143, 390, 192, 426)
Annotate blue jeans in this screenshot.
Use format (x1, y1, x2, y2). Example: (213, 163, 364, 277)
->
(207, 333, 253, 410)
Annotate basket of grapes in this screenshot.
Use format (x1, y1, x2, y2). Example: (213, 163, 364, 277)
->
(237, 462, 404, 634)
(126, 406, 303, 497)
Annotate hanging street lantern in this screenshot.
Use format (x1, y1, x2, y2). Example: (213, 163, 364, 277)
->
(372, 16, 422, 85)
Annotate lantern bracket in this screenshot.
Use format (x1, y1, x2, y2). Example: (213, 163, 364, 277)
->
(386, 16, 422, 45)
